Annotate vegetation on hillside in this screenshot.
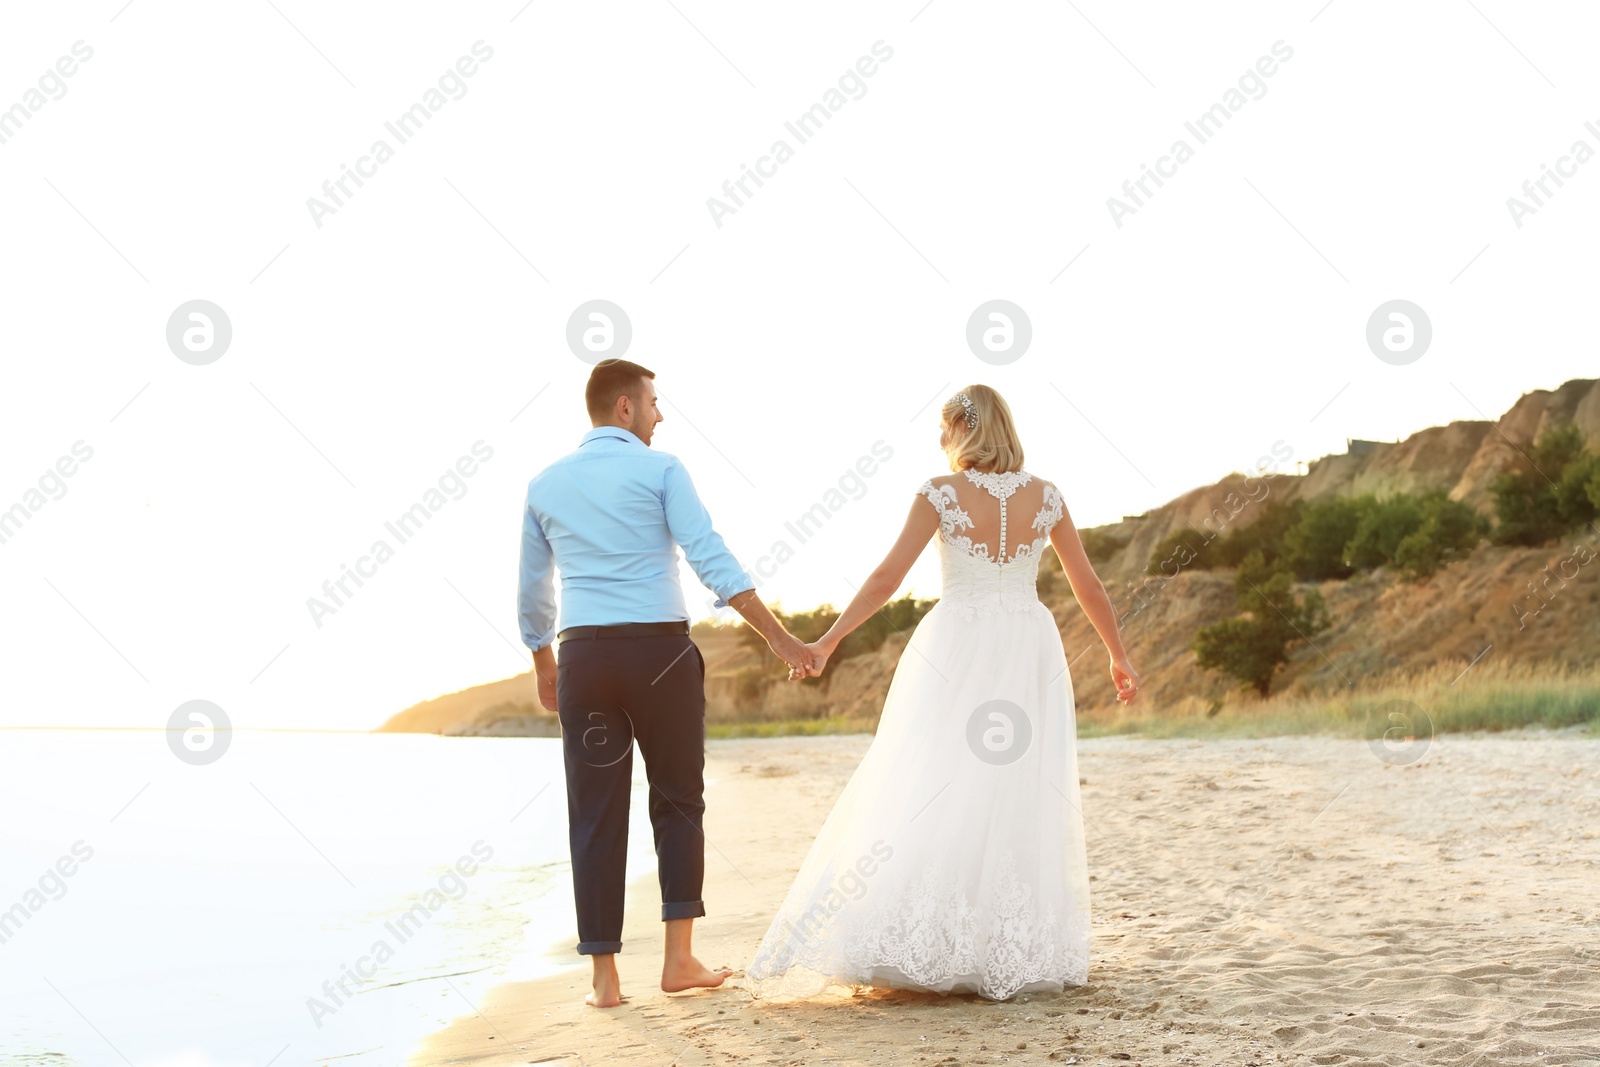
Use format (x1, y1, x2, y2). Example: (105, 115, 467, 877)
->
(1150, 423, 1597, 587)
(1192, 553, 1332, 698)
(1146, 489, 1487, 585)
(1488, 423, 1600, 546)
(1162, 422, 1597, 697)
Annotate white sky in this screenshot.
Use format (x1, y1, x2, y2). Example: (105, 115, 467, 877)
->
(1, 1, 1595, 730)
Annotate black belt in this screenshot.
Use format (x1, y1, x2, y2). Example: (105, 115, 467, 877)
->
(557, 621, 689, 643)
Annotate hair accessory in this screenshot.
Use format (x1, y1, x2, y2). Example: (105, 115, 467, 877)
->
(953, 391, 978, 431)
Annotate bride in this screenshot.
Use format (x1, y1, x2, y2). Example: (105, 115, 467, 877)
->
(744, 385, 1141, 1001)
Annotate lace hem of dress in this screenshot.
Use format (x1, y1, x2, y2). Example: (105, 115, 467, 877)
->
(747, 849, 1090, 1001)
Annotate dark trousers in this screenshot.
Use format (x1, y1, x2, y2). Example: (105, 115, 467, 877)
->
(556, 631, 708, 955)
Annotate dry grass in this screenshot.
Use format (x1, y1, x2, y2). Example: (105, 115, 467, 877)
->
(1076, 657, 1600, 740)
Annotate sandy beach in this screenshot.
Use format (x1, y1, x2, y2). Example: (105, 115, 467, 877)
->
(413, 730, 1600, 1067)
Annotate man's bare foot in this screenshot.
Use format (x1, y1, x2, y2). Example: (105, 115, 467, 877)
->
(585, 959, 624, 1008)
(661, 956, 734, 994)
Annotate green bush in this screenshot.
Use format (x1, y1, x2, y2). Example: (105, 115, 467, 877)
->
(1344, 494, 1422, 571)
(1209, 498, 1305, 569)
(1338, 489, 1486, 581)
(1491, 423, 1595, 546)
(1554, 449, 1600, 529)
(1194, 566, 1331, 698)
(1391, 491, 1488, 579)
(1180, 486, 1492, 586)
(1281, 497, 1365, 580)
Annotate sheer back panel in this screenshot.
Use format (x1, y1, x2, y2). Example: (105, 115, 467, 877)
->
(919, 470, 1063, 565)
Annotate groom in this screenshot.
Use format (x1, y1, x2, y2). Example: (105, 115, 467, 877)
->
(518, 358, 818, 1007)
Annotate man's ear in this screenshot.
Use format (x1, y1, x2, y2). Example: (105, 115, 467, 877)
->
(614, 392, 633, 423)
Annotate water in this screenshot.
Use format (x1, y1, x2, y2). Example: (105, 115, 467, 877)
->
(0, 730, 661, 1066)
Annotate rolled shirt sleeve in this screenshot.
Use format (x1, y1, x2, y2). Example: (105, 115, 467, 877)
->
(518, 493, 558, 651)
(661, 457, 755, 608)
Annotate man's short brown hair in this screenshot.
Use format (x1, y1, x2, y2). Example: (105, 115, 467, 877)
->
(585, 359, 655, 422)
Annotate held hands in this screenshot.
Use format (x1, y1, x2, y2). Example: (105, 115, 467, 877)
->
(786, 640, 832, 682)
(769, 631, 820, 680)
(769, 630, 834, 681)
(1109, 654, 1141, 705)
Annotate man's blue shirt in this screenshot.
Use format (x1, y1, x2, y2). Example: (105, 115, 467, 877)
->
(518, 425, 754, 651)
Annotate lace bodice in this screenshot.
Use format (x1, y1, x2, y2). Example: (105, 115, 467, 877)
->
(917, 470, 1065, 619)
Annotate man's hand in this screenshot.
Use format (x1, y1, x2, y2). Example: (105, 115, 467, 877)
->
(533, 646, 558, 713)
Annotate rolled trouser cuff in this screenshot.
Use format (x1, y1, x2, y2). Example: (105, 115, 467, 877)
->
(662, 899, 706, 921)
(577, 939, 623, 955)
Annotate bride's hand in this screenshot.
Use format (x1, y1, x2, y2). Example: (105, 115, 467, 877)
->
(1109, 655, 1140, 705)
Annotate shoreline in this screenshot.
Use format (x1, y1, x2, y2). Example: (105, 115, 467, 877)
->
(410, 736, 871, 1065)
(414, 730, 1600, 1067)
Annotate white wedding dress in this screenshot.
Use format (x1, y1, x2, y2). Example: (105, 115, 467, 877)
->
(745, 468, 1092, 1001)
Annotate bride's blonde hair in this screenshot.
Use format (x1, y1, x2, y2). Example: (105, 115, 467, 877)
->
(942, 384, 1024, 473)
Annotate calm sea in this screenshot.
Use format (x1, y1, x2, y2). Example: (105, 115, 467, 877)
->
(0, 730, 662, 1067)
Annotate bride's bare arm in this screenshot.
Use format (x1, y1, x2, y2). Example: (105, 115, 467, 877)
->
(1048, 502, 1141, 702)
(811, 497, 939, 666)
